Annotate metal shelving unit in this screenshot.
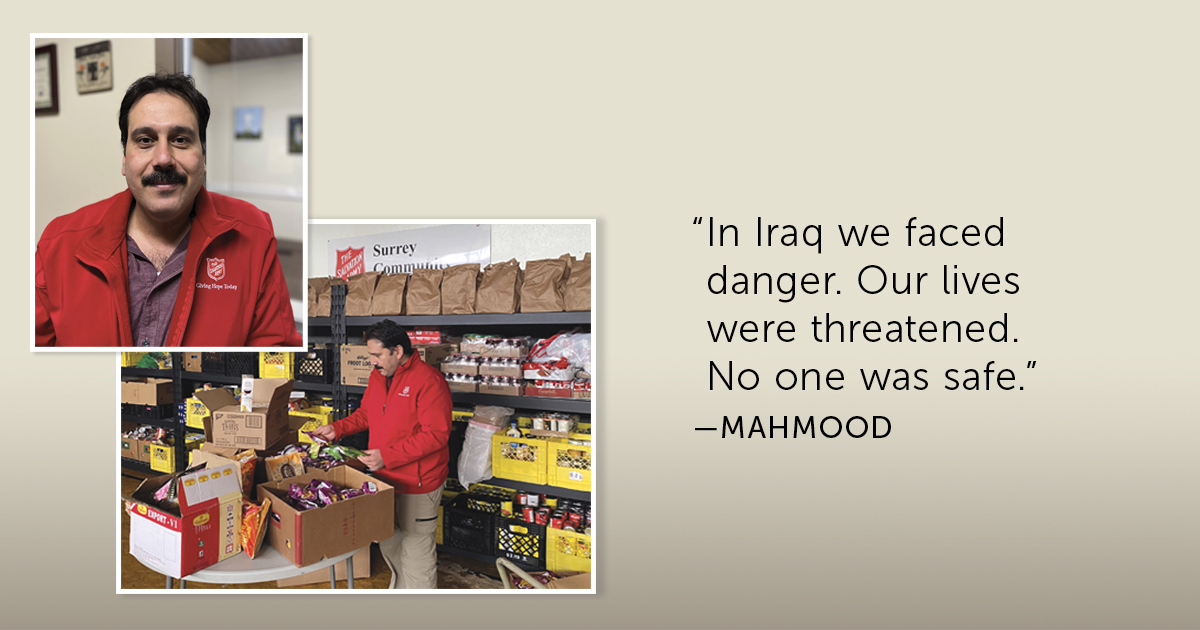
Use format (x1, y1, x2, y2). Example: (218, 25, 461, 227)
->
(306, 290, 594, 527)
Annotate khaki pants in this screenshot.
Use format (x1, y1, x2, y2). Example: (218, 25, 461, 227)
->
(378, 483, 443, 589)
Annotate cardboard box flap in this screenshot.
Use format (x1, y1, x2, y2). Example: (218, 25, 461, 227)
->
(179, 463, 242, 509)
(255, 378, 294, 410)
(193, 387, 239, 412)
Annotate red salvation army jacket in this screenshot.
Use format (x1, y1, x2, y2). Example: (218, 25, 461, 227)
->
(35, 188, 302, 347)
(329, 354, 453, 494)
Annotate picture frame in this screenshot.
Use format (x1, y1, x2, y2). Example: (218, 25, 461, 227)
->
(288, 116, 302, 153)
(35, 44, 59, 116)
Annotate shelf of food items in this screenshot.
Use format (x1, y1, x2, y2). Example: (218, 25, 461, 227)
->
(339, 330, 592, 414)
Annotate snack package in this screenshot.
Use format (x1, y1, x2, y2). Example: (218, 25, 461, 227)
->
(233, 449, 257, 500)
(241, 497, 271, 559)
(265, 451, 305, 482)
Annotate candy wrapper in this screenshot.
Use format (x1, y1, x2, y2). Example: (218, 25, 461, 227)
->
(283, 478, 378, 512)
(240, 497, 271, 559)
(265, 452, 305, 482)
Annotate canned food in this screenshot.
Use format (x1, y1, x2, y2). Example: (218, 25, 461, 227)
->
(523, 507, 535, 523)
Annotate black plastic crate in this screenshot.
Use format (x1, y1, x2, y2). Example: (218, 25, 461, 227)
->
(223, 353, 258, 378)
(201, 352, 224, 374)
(443, 497, 496, 556)
(495, 516, 547, 568)
(295, 348, 332, 383)
(461, 486, 515, 515)
(122, 402, 177, 421)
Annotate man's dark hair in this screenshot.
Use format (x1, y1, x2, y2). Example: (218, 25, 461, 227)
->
(364, 320, 413, 356)
(119, 73, 211, 155)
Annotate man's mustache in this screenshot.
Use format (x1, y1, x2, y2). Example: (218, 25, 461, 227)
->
(142, 169, 187, 187)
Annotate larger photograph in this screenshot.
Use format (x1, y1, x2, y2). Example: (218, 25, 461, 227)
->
(117, 220, 595, 591)
(32, 36, 307, 349)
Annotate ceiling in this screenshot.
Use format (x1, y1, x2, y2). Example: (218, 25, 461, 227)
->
(192, 38, 303, 65)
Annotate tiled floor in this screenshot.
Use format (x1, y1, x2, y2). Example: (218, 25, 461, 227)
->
(119, 471, 503, 590)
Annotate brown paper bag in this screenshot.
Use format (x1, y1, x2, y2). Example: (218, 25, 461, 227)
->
(370, 273, 409, 316)
(440, 263, 480, 315)
(476, 259, 523, 314)
(564, 253, 591, 312)
(308, 278, 330, 317)
(345, 272, 382, 316)
(405, 268, 444, 315)
(315, 277, 346, 317)
(520, 255, 570, 313)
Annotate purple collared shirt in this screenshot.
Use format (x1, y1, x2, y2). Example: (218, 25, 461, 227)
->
(127, 233, 189, 347)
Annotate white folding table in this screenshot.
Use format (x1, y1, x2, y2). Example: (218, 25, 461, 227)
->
(145, 545, 364, 589)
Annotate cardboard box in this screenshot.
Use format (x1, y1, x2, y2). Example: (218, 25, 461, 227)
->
(546, 572, 591, 590)
(120, 421, 138, 459)
(572, 381, 591, 399)
(447, 381, 478, 393)
(275, 547, 371, 587)
(479, 362, 523, 379)
(121, 378, 174, 406)
(138, 441, 154, 463)
(258, 467, 395, 568)
(183, 352, 203, 372)
(479, 382, 521, 396)
(194, 380, 294, 450)
(525, 380, 573, 398)
(417, 343, 457, 366)
(125, 462, 243, 579)
(441, 361, 479, 376)
(340, 345, 373, 387)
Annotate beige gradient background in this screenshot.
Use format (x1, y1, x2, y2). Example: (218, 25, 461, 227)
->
(8, 2, 1200, 629)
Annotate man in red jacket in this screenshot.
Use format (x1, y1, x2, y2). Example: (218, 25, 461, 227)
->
(34, 73, 301, 347)
(311, 320, 452, 589)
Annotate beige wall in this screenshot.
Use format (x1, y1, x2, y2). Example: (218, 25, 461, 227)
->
(202, 53, 304, 243)
(307, 223, 593, 278)
(33, 37, 155, 239)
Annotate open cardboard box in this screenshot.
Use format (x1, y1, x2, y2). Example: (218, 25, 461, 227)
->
(194, 379, 293, 450)
(124, 462, 243, 579)
(258, 466, 395, 568)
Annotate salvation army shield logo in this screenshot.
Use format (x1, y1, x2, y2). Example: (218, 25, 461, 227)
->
(207, 258, 226, 281)
(336, 247, 365, 279)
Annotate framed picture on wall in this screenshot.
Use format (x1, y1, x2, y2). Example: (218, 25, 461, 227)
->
(288, 116, 302, 153)
(74, 40, 113, 94)
(236, 106, 263, 140)
(35, 44, 59, 115)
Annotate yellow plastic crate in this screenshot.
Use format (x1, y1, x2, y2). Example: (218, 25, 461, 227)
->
(121, 352, 146, 367)
(547, 529, 591, 573)
(436, 505, 444, 545)
(547, 439, 591, 492)
(185, 397, 208, 430)
(149, 435, 203, 473)
(491, 432, 548, 485)
(292, 406, 334, 443)
(259, 352, 294, 379)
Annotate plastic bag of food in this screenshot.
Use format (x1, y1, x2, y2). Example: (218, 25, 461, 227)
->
(459, 421, 505, 486)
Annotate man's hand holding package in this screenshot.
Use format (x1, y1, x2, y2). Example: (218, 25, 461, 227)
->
(309, 425, 337, 442)
(358, 449, 384, 472)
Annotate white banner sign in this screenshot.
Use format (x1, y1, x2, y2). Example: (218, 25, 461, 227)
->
(327, 225, 491, 279)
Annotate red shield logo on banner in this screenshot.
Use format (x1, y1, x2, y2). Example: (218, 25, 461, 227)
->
(207, 258, 226, 281)
(336, 247, 365, 279)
